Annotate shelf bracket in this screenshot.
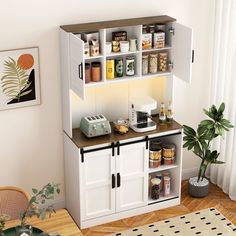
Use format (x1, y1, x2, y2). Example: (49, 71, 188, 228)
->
(169, 61, 174, 70)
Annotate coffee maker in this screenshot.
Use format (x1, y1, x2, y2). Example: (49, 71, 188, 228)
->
(129, 96, 157, 132)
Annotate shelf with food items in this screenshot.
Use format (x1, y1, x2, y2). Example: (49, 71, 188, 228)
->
(148, 164, 178, 174)
(142, 45, 172, 53)
(148, 192, 179, 205)
(148, 167, 179, 205)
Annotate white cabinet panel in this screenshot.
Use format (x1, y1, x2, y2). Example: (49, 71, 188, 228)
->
(81, 148, 115, 220)
(172, 22, 193, 84)
(116, 142, 148, 212)
(69, 33, 85, 99)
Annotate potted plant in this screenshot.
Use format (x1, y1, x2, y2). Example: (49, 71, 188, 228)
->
(183, 103, 233, 197)
(15, 183, 60, 236)
(0, 214, 10, 236)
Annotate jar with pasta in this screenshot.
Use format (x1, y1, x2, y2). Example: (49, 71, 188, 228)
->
(149, 53, 158, 73)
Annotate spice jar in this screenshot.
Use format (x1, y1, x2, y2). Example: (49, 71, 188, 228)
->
(149, 53, 158, 74)
(158, 52, 168, 72)
(85, 63, 91, 83)
(163, 176, 171, 196)
(151, 178, 161, 200)
(126, 56, 135, 76)
(91, 62, 101, 82)
(142, 55, 149, 75)
(106, 59, 115, 80)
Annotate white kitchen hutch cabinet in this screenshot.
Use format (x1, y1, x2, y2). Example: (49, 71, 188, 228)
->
(60, 15, 193, 229)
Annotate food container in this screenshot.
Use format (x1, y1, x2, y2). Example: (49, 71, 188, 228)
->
(115, 58, 123, 77)
(163, 156, 175, 165)
(154, 24, 166, 49)
(112, 41, 120, 52)
(163, 176, 171, 196)
(149, 149, 162, 160)
(149, 159, 161, 168)
(151, 178, 161, 200)
(158, 52, 168, 72)
(142, 54, 149, 75)
(125, 56, 135, 76)
(149, 53, 158, 73)
(129, 39, 137, 51)
(112, 31, 127, 41)
(142, 33, 152, 49)
(90, 44, 99, 57)
(91, 62, 101, 82)
(106, 59, 115, 79)
(84, 42, 90, 57)
(85, 63, 91, 83)
(155, 173, 163, 191)
(120, 41, 129, 52)
(113, 119, 129, 134)
(162, 143, 176, 158)
(106, 42, 112, 53)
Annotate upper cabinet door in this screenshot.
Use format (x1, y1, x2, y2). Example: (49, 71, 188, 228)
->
(171, 22, 193, 84)
(69, 33, 85, 99)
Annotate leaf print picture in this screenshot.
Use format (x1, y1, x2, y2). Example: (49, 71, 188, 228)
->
(0, 47, 40, 110)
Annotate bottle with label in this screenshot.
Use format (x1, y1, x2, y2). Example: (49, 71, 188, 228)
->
(167, 101, 173, 123)
(159, 102, 166, 123)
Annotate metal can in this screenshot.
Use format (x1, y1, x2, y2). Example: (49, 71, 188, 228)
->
(115, 58, 123, 77)
(106, 59, 115, 80)
(125, 56, 135, 76)
(142, 54, 149, 75)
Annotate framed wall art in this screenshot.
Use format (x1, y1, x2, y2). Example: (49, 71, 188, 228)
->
(0, 47, 40, 110)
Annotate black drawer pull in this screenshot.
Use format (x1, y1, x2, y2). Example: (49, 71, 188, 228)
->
(117, 141, 120, 156)
(78, 62, 83, 80)
(117, 173, 121, 188)
(112, 142, 115, 156)
(112, 174, 115, 189)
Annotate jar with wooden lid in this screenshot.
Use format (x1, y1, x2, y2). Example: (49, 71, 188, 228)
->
(142, 54, 149, 75)
(158, 52, 168, 72)
(91, 62, 101, 82)
(151, 178, 161, 200)
(149, 53, 158, 73)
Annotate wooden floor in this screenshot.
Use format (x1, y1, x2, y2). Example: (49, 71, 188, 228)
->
(81, 181, 236, 236)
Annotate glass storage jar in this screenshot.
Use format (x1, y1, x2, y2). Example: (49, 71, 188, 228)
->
(151, 178, 161, 200)
(158, 52, 168, 72)
(149, 53, 158, 73)
(142, 54, 149, 75)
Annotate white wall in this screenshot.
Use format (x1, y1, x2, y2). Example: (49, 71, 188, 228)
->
(0, 0, 215, 204)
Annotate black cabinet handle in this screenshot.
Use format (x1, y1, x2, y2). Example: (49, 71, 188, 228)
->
(117, 173, 121, 188)
(145, 136, 149, 149)
(78, 62, 83, 80)
(112, 174, 115, 189)
(112, 142, 115, 156)
(192, 50, 195, 63)
(117, 141, 120, 156)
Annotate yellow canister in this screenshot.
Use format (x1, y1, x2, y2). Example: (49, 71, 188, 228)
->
(106, 59, 115, 80)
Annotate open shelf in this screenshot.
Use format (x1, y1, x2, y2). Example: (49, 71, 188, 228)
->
(148, 192, 179, 205)
(148, 164, 178, 173)
(106, 51, 140, 58)
(142, 45, 172, 53)
(85, 54, 104, 60)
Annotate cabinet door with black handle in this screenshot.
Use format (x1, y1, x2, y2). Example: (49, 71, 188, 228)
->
(81, 147, 116, 220)
(115, 141, 149, 212)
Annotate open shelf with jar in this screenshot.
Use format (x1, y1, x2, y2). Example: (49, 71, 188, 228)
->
(148, 167, 180, 205)
(61, 16, 193, 99)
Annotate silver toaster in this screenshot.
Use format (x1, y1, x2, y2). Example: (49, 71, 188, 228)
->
(80, 114, 111, 138)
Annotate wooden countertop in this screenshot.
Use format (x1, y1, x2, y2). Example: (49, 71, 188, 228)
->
(5, 209, 83, 236)
(60, 15, 176, 33)
(72, 117, 182, 148)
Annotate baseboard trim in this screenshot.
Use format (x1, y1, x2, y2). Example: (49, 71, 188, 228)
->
(182, 167, 198, 180)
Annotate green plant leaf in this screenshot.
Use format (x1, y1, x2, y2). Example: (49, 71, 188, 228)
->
(32, 188, 38, 194)
(218, 103, 225, 114)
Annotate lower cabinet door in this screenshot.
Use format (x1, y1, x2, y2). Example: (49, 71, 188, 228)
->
(81, 148, 116, 220)
(116, 142, 148, 212)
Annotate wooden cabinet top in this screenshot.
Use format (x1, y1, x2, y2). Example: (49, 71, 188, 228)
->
(71, 117, 182, 148)
(60, 15, 176, 33)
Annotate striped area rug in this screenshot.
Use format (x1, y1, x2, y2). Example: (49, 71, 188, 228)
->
(109, 208, 236, 236)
